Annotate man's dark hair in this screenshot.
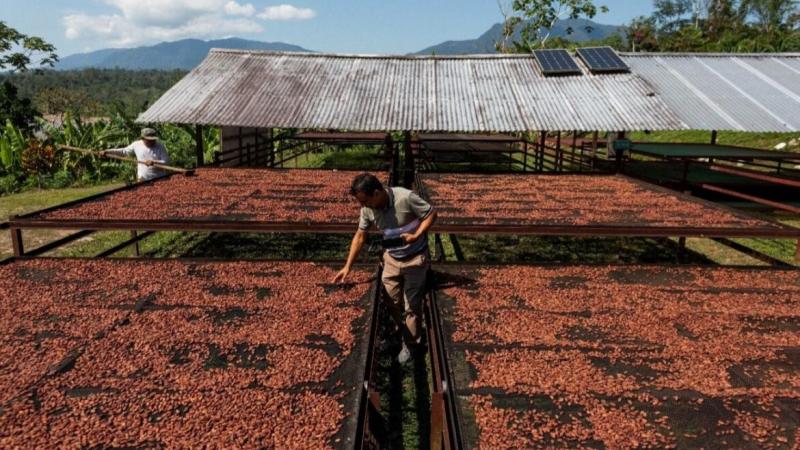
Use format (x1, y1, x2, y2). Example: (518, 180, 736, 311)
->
(350, 173, 383, 196)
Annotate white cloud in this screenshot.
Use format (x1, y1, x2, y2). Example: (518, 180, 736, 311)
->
(62, 0, 279, 47)
(224, 1, 256, 17)
(64, 12, 262, 47)
(257, 4, 316, 21)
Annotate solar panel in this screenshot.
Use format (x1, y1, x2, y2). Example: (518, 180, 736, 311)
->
(576, 47, 629, 73)
(533, 49, 582, 76)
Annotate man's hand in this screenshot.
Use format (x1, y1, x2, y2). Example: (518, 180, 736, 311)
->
(98, 151, 107, 157)
(143, 160, 155, 166)
(400, 233, 419, 244)
(332, 266, 350, 284)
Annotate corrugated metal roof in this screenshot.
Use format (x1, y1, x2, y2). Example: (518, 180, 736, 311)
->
(137, 49, 685, 132)
(622, 53, 800, 132)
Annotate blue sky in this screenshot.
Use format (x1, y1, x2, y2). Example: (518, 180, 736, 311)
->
(6, 1, 653, 56)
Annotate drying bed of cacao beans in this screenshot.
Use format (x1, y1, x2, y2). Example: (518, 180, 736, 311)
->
(0, 258, 377, 449)
(434, 265, 800, 449)
(33, 168, 381, 224)
(419, 173, 783, 229)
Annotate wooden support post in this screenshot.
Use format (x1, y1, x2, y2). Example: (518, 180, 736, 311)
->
(449, 234, 465, 262)
(571, 130, 578, 171)
(678, 236, 687, 263)
(681, 160, 690, 191)
(434, 233, 445, 262)
(268, 129, 275, 167)
(711, 130, 718, 145)
(131, 230, 141, 257)
(10, 227, 23, 257)
(538, 131, 547, 172)
(591, 131, 599, 169)
(403, 131, 414, 188)
(795, 239, 799, 264)
(523, 139, 529, 172)
(194, 124, 204, 167)
(237, 127, 243, 167)
(254, 128, 260, 167)
(555, 131, 562, 172)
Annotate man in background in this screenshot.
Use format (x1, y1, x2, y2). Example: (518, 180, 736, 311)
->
(101, 127, 170, 182)
(333, 173, 437, 364)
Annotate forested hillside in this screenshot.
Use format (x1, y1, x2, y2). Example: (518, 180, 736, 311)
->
(0, 69, 186, 117)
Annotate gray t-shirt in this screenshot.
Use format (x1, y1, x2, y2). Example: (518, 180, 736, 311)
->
(358, 187, 433, 258)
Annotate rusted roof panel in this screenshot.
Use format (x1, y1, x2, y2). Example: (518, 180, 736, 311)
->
(138, 49, 686, 132)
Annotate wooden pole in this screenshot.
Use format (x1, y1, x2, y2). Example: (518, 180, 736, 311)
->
(131, 230, 141, 256)
(194, 124, 204, 167)
(538, 131, 547, 172)
(555, 131, 562, 172)
(571, 130, 578, 171)
(403, 131, 414, 188)
(59, 145, 193, 175)
(10, 227, 23, 257)
(711, 130, 718, 145)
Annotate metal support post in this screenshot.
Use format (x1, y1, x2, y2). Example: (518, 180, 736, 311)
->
(430, 392, 445, 450)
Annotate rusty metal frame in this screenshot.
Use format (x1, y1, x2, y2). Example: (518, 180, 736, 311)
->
(425, 272, 464, 450)
(630, 141, 800, 161)
(355, 265, 385, 450)
(414, 172, 800, 239)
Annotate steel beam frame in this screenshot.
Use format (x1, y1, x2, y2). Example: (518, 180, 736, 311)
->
(425, 273, 464, 450)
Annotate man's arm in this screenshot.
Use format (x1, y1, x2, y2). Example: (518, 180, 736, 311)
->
(332, 229, 367, 283)
(400, 210, 437, 244)
(101, 143, 135, 158)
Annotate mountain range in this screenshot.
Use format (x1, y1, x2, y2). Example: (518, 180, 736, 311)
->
(414, 18, 622, 55)
(56, 38, 310, 70)
(56, 19, 623, 70)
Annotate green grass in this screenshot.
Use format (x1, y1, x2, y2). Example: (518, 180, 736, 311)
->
(628, 130, 800, 152)
(0, 183, 124, 222)
(375, 313, 432, 450)
(0, 183, 125, 259)
(294, 146, 389, 171)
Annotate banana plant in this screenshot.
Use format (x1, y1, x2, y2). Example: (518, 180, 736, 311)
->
(0, 119, 25, 173)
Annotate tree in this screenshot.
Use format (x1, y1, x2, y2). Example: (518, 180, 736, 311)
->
(0, 81, 39, 130)
(0, 21, 58, 72)
(627, 16, 660, 51)
(739, 0, 799, 34)
(0, 22, 58, 130)
(499, 0, 609, 52)
(706, 0, 745, 40)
